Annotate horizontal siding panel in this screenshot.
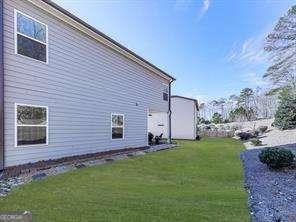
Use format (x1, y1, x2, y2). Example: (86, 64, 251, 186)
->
(3, 0, 168, 166)
(5, 139, 146, 156)
(5, 136, 146, 148)
(6, 143, 146, 164)
(3, 3, 169, 85)
(3, 14, 169, 87)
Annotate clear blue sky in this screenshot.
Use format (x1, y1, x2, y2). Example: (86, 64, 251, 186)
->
(52, 0, 294, 102)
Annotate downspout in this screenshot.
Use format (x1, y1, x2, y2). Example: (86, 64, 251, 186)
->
(0, 0, 4, 171)
(168, 79, 173, 144)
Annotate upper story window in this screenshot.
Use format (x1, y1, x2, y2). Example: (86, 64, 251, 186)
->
(16, 104, 48, 147)
(162, 84, 169, 101)
(111, 114, 124, 139)
(15, 10, 48, 63)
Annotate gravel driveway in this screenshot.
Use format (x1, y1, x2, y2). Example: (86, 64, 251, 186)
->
(241, 144, 296, 222)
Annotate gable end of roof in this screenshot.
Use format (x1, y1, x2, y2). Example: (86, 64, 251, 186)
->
(171, 95, 199, 110)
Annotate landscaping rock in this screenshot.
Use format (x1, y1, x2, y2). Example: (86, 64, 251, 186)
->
(241, 144, 296, 221)
(32, 172, 47, 181)
(74, 163, 86, 169)
(0, 144, 176, 196)
(0, 177, 23, 196)
(53, 165, 68, 174)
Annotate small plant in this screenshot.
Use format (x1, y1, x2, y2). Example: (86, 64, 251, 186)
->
(258, 126, 268, 134)
(237, 132, 253, 140)
(250, 138, 262, 146)
(259, 147, 295, 169)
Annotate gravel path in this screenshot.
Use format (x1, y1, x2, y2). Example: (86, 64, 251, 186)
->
(244, 127, 296, 149)
(235, 119, 296, 149)
(241, 144, 296, 222)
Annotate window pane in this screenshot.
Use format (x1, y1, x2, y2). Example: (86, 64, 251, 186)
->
(17, 12, 46, 43)
(17, 105, 47, 125)
(112, 115, 123, 126)
(163, 92, 168, 101)
(17, 126, 46, 146)
(112, 127, 123, 139)
(17, 34, 46, 62)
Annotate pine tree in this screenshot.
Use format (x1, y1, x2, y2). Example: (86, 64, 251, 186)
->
(273, 90, 296, 130)
(211, 112, 223, 124)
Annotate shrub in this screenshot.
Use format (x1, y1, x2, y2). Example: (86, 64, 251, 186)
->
(231, 124, 241, 131)
(273, 89, 296, 130)
(237, 132, 254, 140)
(259, 147, 295, 169)
(229, 106, 257, 122)
(253, 130, 259, 137)
(204, 120, 211, 125)
(257, 126, 268, 134)
(211, 112, 223, 124)
(205, 125, 211, 130)
(250, 138, 262, 146)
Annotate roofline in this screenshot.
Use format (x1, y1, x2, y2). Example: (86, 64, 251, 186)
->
(38, 0, 175, 81)
(171, 95, 199, 110)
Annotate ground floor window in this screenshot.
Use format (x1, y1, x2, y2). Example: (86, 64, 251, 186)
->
(111, 113, 124, 139)
(15, 104, 48, 146)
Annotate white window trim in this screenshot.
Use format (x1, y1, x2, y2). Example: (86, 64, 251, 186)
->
(15, 103, 49, 147)
(162, 83, 169, 101)
(14, 9, 49, 64)
(111, 113, 124, 140)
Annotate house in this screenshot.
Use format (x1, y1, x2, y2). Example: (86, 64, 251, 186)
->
(171, 96, 198, 140)
(0, 0, 175, 170)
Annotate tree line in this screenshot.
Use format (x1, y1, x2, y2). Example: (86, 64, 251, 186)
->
(198, 87, 277, 124)
(198, 5, 296, 129)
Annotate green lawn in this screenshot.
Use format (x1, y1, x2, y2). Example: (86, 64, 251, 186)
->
(0, 138, 249, 222)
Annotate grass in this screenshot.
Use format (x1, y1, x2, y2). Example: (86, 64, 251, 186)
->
(0, 138, 249, 222)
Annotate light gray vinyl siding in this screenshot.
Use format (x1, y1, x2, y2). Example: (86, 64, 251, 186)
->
(3, 0, 170, 167)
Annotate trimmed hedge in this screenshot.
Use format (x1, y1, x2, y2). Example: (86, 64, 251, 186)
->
(259, 147, 295, 169)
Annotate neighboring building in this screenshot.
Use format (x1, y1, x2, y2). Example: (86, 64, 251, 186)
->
(0, 0, 175, 169)
(171, 96, 198, 140)
(148, 95, 199, 140)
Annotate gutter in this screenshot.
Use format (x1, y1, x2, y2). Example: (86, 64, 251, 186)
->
(0, 0, 4, 171)
(168, 79, 174, 143)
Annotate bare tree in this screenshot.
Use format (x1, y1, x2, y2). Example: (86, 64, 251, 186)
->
(265, 5, 296, 93)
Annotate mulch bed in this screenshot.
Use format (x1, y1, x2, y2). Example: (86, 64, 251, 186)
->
(2, 146, 149, 178)
(241, 143, 296, 222)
